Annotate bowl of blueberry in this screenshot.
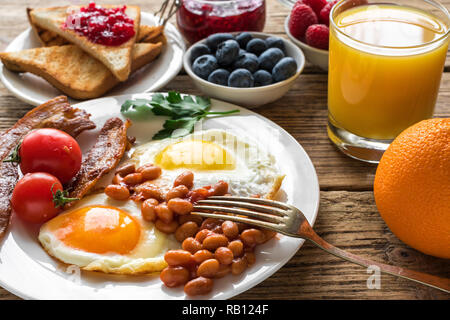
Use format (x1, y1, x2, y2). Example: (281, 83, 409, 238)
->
(183, 32, 305, 107)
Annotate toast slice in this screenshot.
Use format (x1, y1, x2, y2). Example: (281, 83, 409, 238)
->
(28, 8, 162, 47)
(0, 42, 162, 100)
(29, 5, 141, 81)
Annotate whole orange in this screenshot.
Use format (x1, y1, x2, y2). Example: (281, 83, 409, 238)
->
(374, 118, 450, 259)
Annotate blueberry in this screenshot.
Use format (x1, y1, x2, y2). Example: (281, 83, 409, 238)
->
(232, 52, 259, 73)
(192, 54, 218, 80)
(215, 40, 240, 66)
(190, 44, 211, 63)
(228, 68, 254, 88)
(246, 38, 267, 56)
(239, 48, 247, 56)
(236, 32, 253, 48)
(208, 69, 230, 86)
(253, 70, 273, 87)
(272, 57, 297, 82)
(206, 33, 234, 51)
(265, 36, 286, 52)
(258, 48, 285, 71)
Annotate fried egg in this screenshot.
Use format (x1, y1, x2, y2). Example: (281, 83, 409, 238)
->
(131, 129, 284, 198)
(38, 193, 180, 275)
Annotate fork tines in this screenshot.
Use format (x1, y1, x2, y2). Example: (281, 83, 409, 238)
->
(192, 196, 289, 231)
(154, 0, 180, 27)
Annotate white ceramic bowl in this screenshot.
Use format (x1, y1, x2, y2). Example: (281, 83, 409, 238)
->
(284, 15, 329, 71)
(183, 32, 305, 108)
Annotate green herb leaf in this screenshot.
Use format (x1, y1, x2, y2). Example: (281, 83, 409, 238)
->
(150, 93, 176, 117)
(153, 116, 201, 140)
(121, 91, 239, 140)
(120, 99, 153, 120)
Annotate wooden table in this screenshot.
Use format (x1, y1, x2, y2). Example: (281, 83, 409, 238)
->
(0, 0, 449, 300)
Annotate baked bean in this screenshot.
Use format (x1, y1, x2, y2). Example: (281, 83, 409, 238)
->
(215, 264, 231, 278)
(123, 172, 143, 185)
(231, 257, 248, 275)
(222, 221, 239, 240)
(200, 218, 223, 231)
(155, 219, 178, 234)
(210, 180, 229, 196)
(139, 185, 164, 201)
(193, 250, 214, 264)
(173, 171, 194, 189)
(141, 198, 158, 222)
(178, 214, 203, 226)
(197, 258, 219, 278)
(164, 250, 194, 267)
(115, 163, 136, 176)
(175, 222, 199, 242)
(214, 247, 234, 265)
(244, 246, 255, 253)
(184, 277, 213, 296)
(261, 229, 277, 243)
(112, 173, 124, 185)
(203, 234, 229, 251)
(195, 229, 214, 243)
(167, 198, 193, 215)
(138, 165, 162, 181)
(155, 204, 173, 223)
(240, 228, 265, 247)
(182, 237, 203, 254)
(160, 266, 190, 288)
(188, 265, 199, 280)
(211, 225, 223, 234)
(105, 184, 130, 200)
(244, 252, 256, 266)
(236, 222, 250, 233)
(227, 240, 244, 257)
(166, 185, 189, 201)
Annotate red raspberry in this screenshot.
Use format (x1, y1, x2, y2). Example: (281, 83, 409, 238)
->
(288, 4, 318, 40)
(302, 0, 328, 16)
(305, 24, 329, 50)
(292, 0, 304, 8)
(319, 0, 338, 26)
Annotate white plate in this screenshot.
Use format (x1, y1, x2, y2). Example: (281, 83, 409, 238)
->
(0, 93, 320, 300)
(0, 13, 185, 106)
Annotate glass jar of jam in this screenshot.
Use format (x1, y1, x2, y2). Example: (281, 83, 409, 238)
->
(176, 0, 266, 44)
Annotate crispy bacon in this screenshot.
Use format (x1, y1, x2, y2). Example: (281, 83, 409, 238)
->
(0, 96, 96, 238)
(65, 117, 132, 208)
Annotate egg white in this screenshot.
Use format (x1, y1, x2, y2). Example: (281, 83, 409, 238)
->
(38, 193, 180, 275)
(131, 129, 284, 198)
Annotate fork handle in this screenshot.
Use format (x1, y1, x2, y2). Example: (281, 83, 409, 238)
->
(298, 224, 450, 293)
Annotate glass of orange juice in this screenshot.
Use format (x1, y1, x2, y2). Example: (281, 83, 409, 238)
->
(328, 0, 450, 162)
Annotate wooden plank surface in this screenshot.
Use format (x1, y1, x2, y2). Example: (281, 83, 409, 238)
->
(0, 0, 449, 300)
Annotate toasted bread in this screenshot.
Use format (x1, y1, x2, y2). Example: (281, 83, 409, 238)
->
(29, 5, 141, 81)
(0, 42, 162, 100)
(28, 8, 162, 47)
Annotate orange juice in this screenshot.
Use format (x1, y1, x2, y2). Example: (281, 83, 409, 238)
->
(328, 4, 449, 140)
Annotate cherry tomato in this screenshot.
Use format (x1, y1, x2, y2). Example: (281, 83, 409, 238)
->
(19, 128, 82, 184)
(11, 172, 65, 223)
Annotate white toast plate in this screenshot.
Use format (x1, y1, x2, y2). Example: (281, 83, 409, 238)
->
(0, 12, 185, 106)
(0, 93, 320, 299)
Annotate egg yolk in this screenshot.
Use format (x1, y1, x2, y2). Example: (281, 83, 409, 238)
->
(155, 140, 236, 171)
(47, 205, 141, 255)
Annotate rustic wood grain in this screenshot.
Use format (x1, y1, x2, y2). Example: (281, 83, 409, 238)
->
(0, 0, 449, 300)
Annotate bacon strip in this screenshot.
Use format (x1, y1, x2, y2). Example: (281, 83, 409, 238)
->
(0, 96, 96, 237)
(65, 117, 131, 208)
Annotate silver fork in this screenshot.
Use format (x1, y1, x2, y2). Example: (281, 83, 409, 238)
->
(154, 0, 181, 27)
(193, 196, 450, 293)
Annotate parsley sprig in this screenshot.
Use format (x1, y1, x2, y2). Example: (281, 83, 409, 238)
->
(121, 92, 240, 140)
